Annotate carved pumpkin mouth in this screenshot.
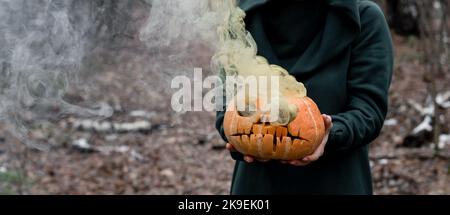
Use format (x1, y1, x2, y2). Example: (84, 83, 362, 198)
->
(228, 123, 311, 159)
(230, 123, 310, 145)
(223, 97, 325, 160)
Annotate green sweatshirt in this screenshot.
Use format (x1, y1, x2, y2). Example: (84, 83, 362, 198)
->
(216, 0, 394, 194)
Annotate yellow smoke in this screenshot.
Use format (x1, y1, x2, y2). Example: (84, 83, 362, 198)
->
(211, 1, 307, 125)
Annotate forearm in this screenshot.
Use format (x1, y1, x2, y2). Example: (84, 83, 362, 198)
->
(324, 2, 393, 155)
(326, 104, 386, 154)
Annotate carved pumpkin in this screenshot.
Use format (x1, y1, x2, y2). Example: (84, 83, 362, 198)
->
(223, 95, 325, 160)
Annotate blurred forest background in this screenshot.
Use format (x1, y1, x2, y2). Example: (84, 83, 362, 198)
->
(0, 0, 449, 194)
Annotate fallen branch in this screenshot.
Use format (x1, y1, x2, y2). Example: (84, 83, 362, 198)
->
(403, 91, 450, 147)
(436, 91, 450, 109)
(71, 119, 153, 133)
(71, 138, 144, 160)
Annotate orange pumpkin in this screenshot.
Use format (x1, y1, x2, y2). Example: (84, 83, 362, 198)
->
(223, 96, 325, 160)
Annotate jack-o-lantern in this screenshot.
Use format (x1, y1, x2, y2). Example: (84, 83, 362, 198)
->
(216, 6, 325, 160)
(223, 95, 325, 160)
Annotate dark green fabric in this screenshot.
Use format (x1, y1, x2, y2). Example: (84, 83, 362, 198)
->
(215, 0, 394, 194)
(258, 0, 328, 68)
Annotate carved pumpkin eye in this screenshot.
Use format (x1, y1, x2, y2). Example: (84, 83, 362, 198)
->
(223, 97, 325, 161)
(237, 102, 258, 117)
(237, 102, 260, 123)
(269, 103, 298, 126)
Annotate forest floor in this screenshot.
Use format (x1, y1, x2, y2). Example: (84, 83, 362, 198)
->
(0, 33, 449, 195)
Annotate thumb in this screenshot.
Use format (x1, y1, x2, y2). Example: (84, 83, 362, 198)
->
(322, 114, 333, 130)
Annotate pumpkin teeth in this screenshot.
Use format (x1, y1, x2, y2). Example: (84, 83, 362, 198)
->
(255, 134, 264, 158)
(262, 134, 274, 156)
(239, 118, 253, 134)
(289, 139, 303, 157)
(275, 137, 281, 152)
(244, 127, 252, 134)
(281, 137, 292, 159)
(269, 127, 276, 135)
(261, 126, 268, 134)
(262, 125, 276, 135)
(232, 133, 310, 160)
(241, 135, 249, 143)
(275, 127, 287, 138)
(240, 135, 249, 152)
(233, 125, 307, 141)
(293, 139, 302, 146)
(252, 124, 263, 134)
(263, 134, 274, 143)
(249, 134, 260, 156)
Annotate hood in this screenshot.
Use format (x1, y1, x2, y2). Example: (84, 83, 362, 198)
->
(237, 0, 363, 74)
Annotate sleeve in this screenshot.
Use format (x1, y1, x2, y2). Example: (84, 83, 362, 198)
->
(215, 69, 245, 161)
(324, 2, 394, 155)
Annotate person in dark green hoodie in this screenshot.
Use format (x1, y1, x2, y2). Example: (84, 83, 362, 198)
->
(215, 0, 394, 195)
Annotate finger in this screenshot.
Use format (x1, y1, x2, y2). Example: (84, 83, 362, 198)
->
(226, 143, 237, 152)
(303, 154, 319, 162)
(322, 114, 331, 127)
(244, 155, 254, 163)
(289, 160, 310, 166)
(303, 144, 326, 162)
(303, 143, 324, 162)
(303, 139, 326, 162)
(300, 115, 330, 163)
(327, 117, 333, 131)
(322, 114, 333, 130)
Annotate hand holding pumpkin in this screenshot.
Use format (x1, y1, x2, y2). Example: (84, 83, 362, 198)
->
(226, 114, 332, 165)
(281, 114, 332, 166)
(224, 95, 327, 160)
